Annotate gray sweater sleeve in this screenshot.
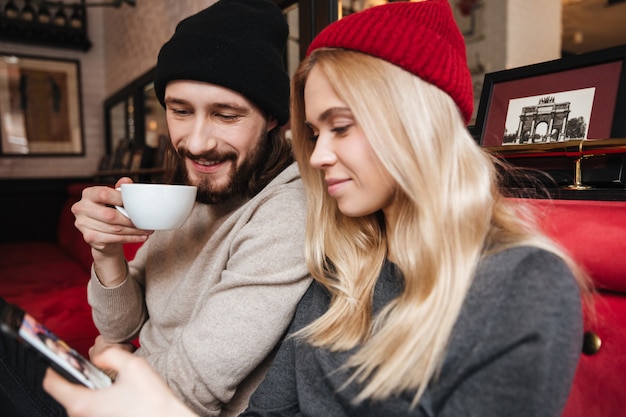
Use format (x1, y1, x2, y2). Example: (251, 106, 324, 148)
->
(243, 247, 583, 417)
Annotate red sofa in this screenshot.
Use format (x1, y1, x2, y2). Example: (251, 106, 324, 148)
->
(0, 183, 141, 357)
(526, 198, 626, 417)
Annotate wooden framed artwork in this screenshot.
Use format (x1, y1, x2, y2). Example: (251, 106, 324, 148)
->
(0, 53, 84, 156)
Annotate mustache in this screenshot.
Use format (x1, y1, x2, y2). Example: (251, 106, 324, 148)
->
(176, 146, 237, 163)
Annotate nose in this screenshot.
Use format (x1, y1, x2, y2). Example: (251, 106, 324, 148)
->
(184, 117, 218, 155)
(309, 134, 336, 170)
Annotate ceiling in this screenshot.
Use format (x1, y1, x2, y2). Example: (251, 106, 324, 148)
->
(561, 0, 626, 55)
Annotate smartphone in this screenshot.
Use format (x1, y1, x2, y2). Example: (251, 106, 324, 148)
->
(0, 300, 112, 389)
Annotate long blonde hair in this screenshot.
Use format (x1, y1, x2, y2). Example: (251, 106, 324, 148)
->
(291, 49, 589, 406)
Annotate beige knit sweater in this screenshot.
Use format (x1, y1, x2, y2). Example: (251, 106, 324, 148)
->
(88, 163, 311, 417)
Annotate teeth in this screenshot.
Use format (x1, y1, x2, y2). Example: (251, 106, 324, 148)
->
(197, 160, 220, 166)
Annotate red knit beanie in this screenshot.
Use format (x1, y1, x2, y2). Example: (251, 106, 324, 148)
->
(307, 0, 473, 125)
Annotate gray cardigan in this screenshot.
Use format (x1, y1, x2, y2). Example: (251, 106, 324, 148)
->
(88, 163, 312, 417)
(243, 246, 583, 417)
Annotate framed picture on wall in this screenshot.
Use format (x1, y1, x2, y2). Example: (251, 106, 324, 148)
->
(0, 53, 84, 156)
(473, 45, 626, 148)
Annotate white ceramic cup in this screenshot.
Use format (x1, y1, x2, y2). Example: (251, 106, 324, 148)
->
(115, 184, 197, 230)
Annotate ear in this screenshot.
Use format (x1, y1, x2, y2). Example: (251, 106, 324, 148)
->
(266, 116, 279, 132)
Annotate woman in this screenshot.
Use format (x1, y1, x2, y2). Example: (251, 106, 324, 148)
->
(44, 1, 590, 416)
(240, 2, 589, 416)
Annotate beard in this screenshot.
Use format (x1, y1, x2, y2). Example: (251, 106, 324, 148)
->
(176, 133, 269, 205)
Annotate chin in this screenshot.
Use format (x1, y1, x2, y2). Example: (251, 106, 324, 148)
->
(338, 205, 364, 218)
(338, 201, 378, 218)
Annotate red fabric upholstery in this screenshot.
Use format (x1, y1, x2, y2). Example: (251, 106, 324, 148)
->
(56, 183, 94, 272)
(0, 184, 143, 356)
(530, 199, 626, 292)
(523, 198, 626, 417)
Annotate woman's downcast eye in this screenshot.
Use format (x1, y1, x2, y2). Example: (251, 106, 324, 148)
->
(331, 125, 351, 135)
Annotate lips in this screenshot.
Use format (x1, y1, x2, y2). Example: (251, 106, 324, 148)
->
(325, 178, 344, 186)
(190, 159, 226, 174)
(325, 177, 349, 196)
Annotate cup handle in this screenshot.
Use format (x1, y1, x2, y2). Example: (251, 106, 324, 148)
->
(114, 187, 130, 219)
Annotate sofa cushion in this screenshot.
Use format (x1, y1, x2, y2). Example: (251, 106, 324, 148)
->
(0, 242, 71, 269)
(7, 284, 98, 357)
(521, 198, 626, 417)
(526, 198, 626, 293)
(0, 259, 90, 298)
(0, 183, 145, 358)
(561, 291, 626, 417)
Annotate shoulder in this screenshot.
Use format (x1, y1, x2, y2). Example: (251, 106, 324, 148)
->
(462, 246, 582, 338)
(449, 245, 583, 359)
(249, 162, 306, 215)
(430, 246, 584, 415)
(224, 162, 306, 236)
(475, 246, 579, 302)
(260, 162, 304, 196)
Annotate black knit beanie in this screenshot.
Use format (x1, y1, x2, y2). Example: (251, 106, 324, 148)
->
(154, 0, 290, 125)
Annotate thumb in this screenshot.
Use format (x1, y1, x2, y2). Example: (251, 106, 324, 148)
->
(114, 177, 134, 188)
(91, 346, 135, 374)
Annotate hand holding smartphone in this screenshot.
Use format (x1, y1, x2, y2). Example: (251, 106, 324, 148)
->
(0, 298, 112, 389)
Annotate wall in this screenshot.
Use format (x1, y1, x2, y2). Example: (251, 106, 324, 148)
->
(0, 1, 214, 180)
(506, 0, 561, 70)
(0, 8, 107, 179)
(463, 0, 561, 124)
(0, 0, 561, 178)
(103, 0, 215, 97)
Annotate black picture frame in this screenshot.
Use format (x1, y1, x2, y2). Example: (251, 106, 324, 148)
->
(103, 67, 155, 155)
(473, 44, 626, 147)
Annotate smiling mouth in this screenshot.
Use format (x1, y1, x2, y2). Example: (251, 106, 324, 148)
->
(195, 160, 222, 166)
(177, 146, 237, 168)
(326, 178, 349, 195)
(189, 158, 229, 174)
(326, 178, 348, 186)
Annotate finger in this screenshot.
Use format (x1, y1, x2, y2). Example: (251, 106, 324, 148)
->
(77, 185, 122, 208)
(90, 337, 114, 363)
(114, 177, 134, 188)
(72, 187, 151, 237)
(44, 369, 101, 417)
(43, 368, 89, 404)
(91, 347, 136, 373)
(77, 212, 151, 247)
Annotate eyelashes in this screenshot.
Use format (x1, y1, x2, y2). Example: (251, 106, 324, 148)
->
(307, 125, 352, 142)
(331, 125, 350, 135)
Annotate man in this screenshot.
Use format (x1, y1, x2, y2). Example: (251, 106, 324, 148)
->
(0, 1, 310, 416)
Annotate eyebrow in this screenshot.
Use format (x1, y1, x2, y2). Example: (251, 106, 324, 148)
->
(306, 106, 352, 127)
(213, 102, 249, 113)
(163, 97, 249, 113)
(163, 97, 189, 106)
(319, 107, 351, 122)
